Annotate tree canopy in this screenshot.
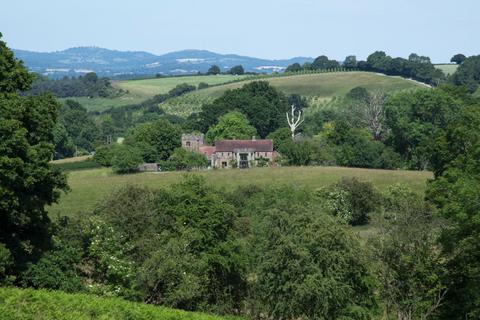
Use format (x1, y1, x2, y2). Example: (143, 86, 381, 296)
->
(205, 111, 257, 144)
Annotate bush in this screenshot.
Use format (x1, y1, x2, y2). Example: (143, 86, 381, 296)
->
(0, 243, 14, 285)
(93, 145, 116, 166)
(319, 177, 381, 225)
(244, 185, 375, 319)
(112, 145, 143, 174)
(20, 237, 84, 293)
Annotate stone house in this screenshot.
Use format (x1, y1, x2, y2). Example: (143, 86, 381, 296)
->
(182, 134, 276, 168)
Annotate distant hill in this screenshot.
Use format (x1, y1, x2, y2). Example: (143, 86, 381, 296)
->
(13, 47, 313, 78)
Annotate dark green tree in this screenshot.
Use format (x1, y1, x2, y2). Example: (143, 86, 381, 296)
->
(0, 34, 68, 270)
(207, 65, 221, 75)
(450, 53, 466, 65)
(199, 81, 289, 137)
(205, 111, 257, 144)
(285, 63, 302, 73)
(229, 65, 244, 75)
(451, 55, 480, 92)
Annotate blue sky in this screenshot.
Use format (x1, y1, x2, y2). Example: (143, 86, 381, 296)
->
(1, 0, 478, 62)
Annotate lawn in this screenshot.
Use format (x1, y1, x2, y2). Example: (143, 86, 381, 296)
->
(159, 71, 424, 116)
(435, 63, 458, 76)
(0, 287, 242, 320)
(48, 166, 432, 218)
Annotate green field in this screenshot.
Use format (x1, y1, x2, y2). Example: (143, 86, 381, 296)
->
(48, 166, 432, 218)
(435, 63, 458, 76)
(67, 72, 422, 114)
(0, 287, 242, 320)
(68, 75, 248, 112)
(160, 72, 424, 116)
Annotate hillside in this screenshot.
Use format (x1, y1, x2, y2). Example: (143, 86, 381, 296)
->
(435, 63, 458, 76)
(73, 71, 423, 114)
(68, 74, 248, 112)
(13, 47, 312, 78)
(159, 71, 425, 116)
(48, 166, 432, 218)
(0, 287, 241, 320)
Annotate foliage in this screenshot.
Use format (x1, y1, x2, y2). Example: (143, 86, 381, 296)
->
(126, 119, 182, 161)
(385, 88, 460, 171)
(450, 53, 467, 65)
(372, 184, 446, 320)
(0, 35, 68, 271)
(111, 145, 143, 174)
(207, 65, 221, 75)
(165, 148, 209, 171)
(245, 185, 375, 319)
(229, 65, 244, 75)
(26, 72, 121, 98)
(20, 236, 84, 293)
(199, 81, 289, 137)
(319, 177, 381, 225)
(451, 55, 480, 92)
(205, 111, 257, 144)
(0, 243, 14, 285)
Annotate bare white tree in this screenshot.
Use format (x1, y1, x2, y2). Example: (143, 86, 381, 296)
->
(286, 105, 304, 140)
(363, 91, 387, 140)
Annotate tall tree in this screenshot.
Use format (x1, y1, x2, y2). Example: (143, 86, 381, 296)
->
(205, 111, 257, 144)
(0, 33, 68, 270)
(450, 53, 466, 65)
(207, 65, 221, 75)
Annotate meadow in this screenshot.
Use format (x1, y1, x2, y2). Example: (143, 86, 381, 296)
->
(0, 287, 242, 320)
(48, 166, 432, 218)
(159, 71, 424, 116)
(435, 63, 458, 76)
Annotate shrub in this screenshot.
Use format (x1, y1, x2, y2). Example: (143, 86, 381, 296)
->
(112, 145, 143, 174)
(0, 243, 14, 285)
(319, 177, 381, 225)
(20, 237, 84, 293)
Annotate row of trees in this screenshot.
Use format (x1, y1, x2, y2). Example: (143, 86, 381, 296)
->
(25, 72, 122, 98)
(207, 64, 245, 75)
(286, 51, 445, 85)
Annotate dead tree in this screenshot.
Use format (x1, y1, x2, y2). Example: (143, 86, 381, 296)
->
(363, 91, 387, 140)
(286, 105, 304, 140)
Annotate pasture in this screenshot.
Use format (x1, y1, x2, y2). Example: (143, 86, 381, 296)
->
(160, 72, 424, 116)
(48, 166, 432, 218)
(435, 63, 458, 76)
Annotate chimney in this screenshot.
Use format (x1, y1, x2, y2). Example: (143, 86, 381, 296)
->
(252, 136, 256, 141)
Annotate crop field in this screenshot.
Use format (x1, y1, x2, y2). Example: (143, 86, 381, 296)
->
(48, 166, 432, 218)
(435, 63, 458, 76)
(0, 287, 242, 320)
(159, 72, 424, 116)
(68, 74, 248, 112)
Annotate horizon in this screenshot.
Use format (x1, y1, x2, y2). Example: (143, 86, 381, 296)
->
(1, 0, 478, 63)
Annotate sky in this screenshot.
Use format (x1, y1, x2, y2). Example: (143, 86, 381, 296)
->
(1, 0, 478, 62)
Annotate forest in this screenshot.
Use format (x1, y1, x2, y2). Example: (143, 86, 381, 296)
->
(1, 28, 480, 320)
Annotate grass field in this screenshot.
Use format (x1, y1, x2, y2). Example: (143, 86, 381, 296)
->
(68, 75, 248, 112)
(435, 63, 458, 76)
(0, 287, 242, 320)
(159, 72, 424, 116)
(48, 166, 432, 218)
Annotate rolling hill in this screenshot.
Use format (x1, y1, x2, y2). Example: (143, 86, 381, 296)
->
(13, 46, 312, 78)
(73, 71, 425, 114)
(159, 71, 426, 116)
(0, 287, 241, 320)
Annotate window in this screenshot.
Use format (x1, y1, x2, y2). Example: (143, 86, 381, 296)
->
(186, 141, 191, 147)
(222, 161, 227, 168)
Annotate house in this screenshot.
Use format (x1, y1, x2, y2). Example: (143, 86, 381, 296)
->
(182, 134, 276, 168)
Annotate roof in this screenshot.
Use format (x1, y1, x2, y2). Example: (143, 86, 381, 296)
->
(214, 139, 273, 152)
(199, 146, 216, 157)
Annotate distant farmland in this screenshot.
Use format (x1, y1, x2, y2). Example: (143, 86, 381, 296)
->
(435, 63, 458, 76)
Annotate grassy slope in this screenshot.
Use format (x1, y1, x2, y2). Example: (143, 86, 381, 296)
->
(435, 63, 458, 76)
(0, 287, 241, 320)
(160, 72, 423, 116)
(48, 166, 432, 218)
(67, 75, 248, 112)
